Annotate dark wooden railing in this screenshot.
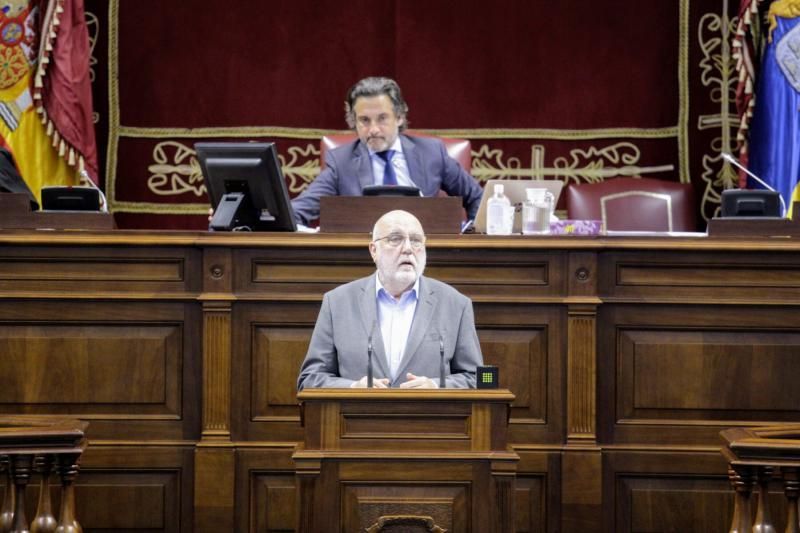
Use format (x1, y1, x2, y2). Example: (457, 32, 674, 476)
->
(722, 425, 800, 533)
(0, 417, 88, 533)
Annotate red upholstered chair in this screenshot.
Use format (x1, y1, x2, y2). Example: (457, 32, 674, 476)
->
(565, 177, 697, 232)
(320, 131, 472, 172)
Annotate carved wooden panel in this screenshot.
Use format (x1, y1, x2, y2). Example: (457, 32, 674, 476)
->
(475, 304, 565, 445)
(231, 302, 318, 442)
(605, 451, 734, 533)
(235, 448, 296, 533)
(0, 323, 180, 413)
(342, 484, 468, 533)
(515, 450, 560, 533)
(253, 327, 312, 415)
(515, 475, 546, 533)
(599, 304, 800, 445)
(479, 329, 546, 421)
(0, 246, 201, 295)
(598, 250, 800, 301)
(234, 247, 371, 298)
(77, 446, 194, 532)
(426, 248, 568, 300)
(0, 300, 200, 440)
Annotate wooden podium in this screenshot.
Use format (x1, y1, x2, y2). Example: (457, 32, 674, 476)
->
(293, 389, 518, 532)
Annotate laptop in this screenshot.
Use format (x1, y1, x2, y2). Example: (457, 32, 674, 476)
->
(474, 179, 565, 234)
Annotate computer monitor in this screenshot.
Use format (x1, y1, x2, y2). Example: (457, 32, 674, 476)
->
(196, 142, 297, 231)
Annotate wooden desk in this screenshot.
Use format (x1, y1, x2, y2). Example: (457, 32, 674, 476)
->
(0, 230, 798, 531)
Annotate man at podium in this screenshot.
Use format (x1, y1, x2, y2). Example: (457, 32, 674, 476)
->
(291, 77, 483, 226)
(297, 210, 483, 389)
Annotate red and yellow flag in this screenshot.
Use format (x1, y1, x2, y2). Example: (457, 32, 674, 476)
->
(0, 0, 97, 203)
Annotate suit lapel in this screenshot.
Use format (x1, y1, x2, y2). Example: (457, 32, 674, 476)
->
(397, 276, 437, 377)
(401, 135, 423, 188)
(354, 142, 374, 191)
(358, 274, 391, 377)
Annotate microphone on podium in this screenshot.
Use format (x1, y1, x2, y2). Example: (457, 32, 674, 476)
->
(367, 321, 376, 388)
(438, 334, 446, 389)
(721, 153, 786, 217)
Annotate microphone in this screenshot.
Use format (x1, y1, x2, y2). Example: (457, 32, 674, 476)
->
(439, 334, 446, 389)
(367, 321, 376, 388)
(721, 153, 786, 217)
(79, 169, 109, 213)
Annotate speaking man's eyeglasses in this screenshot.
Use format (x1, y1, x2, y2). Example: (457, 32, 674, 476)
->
(372, 232, 426, 250)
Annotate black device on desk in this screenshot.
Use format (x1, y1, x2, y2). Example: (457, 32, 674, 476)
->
(720, 189, 782, 218)
(197, 141, 297, 232)
(362, 185, 421, 197)
(41, 186, 101, 211)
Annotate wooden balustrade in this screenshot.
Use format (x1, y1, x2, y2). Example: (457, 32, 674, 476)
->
(722, 425, 800, 533)
(0, 417, 87, 533)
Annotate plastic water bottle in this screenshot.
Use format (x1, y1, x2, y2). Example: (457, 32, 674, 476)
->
(486, 184, 512, 235)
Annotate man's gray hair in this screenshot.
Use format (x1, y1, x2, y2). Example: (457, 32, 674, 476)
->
(345, 77, 409, 131)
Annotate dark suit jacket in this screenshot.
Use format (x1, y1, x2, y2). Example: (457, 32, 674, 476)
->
(296, 274, 483, 390)
(0, 148, 37, 210)
(291, 134, 483, 225)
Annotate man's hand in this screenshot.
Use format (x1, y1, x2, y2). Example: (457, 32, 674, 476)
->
(399, 373, 439, 389)
(350, 376, 389, 388)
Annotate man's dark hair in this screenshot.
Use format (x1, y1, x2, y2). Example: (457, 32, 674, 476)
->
(344, 77, 409, 131)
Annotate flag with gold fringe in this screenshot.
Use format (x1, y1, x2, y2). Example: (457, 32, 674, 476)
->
(746, 0, 800, 216)
(0, 0, 97, 205)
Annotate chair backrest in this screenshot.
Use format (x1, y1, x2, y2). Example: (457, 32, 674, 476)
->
(565, 177, 697, 232)
(320, 131, 471, 173)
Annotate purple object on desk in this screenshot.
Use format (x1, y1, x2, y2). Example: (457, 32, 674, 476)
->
(550, 219, 602, 235)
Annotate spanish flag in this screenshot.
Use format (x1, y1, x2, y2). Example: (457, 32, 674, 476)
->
(0, 0, 97, 205)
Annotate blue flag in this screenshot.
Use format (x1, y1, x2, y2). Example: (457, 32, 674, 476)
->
(748, 8, 800, 217)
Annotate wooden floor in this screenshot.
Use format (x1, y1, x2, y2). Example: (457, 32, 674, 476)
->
(1, 230, 798, 531)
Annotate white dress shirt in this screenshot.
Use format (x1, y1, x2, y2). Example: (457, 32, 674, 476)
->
(368, 137, 415, 187)
(375, 275, 419, 380)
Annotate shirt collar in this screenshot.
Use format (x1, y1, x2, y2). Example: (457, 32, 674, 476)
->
(375, 273, 420, 303)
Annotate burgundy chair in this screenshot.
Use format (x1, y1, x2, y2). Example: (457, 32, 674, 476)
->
(565, 177, 697, 232)
(320, 131, 471, 173)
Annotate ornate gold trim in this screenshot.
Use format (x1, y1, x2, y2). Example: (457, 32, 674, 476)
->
(678, 0, 691, 184)
(105, 0, 121, 207)
(117, 125, 679, 141)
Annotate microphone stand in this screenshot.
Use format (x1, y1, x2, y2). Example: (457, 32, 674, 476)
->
(367, 333, 374, 388)
(439, 335, 446, 389)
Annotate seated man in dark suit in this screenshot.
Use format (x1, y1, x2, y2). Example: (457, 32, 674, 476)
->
(291, 77, 483, 226)
(0, 146, 38, 210)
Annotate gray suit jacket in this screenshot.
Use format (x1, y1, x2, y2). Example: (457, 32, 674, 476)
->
(297, 274, 483, 390)
(291, 134, 484, 225)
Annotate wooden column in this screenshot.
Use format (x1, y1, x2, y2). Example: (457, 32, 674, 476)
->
(195, 247, 235, 533)
(563, 252, 602, 531)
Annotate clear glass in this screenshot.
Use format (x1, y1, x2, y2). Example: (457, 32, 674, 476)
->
(521, 188, 553, 235)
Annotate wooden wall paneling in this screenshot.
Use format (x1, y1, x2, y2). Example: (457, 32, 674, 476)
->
(231, 302, 318, 443)
(235, 448, 296, 533)
(0, 299, 201, 440)
(514, 450, 561, 533)
(196, 246, 236, 533)
(0, 245, 202, 296)
(426, 247, 569, 301)
(77, 445, 195, 532)
(603, 450, 734, 533)
(233, 246, 373, 299)
(597, 303, 800, 446)
(566, 304, 597, 445)
(597, 249, 800, 302)
(474, 303, 565, 445)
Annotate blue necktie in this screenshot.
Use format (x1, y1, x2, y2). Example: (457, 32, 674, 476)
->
(377, 150, 397, 186)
